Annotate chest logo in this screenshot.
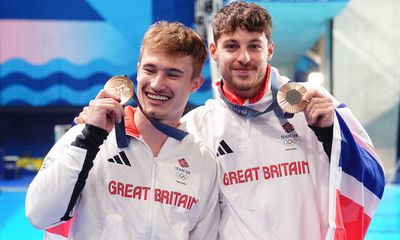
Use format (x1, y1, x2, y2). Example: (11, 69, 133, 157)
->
(178, 158, 189, 168)
(280, 122, 298, 150)
(282, 122, 295, 133)
(175, 159, 191, 185)
(107, 151, 131, 167)
(216, 139, 234, 157)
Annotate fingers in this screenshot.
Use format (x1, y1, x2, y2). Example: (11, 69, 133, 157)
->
(88, 98, 124, 123)
(84, 89, 125, 132)
(73, 106, 89, 124)
(95, 89, 121, 103)
(94, 89, 125, 122)
(302, 88, 323, 103)
(74, 89, 126, 132)
(73, 116, 84, 124)
(302, 88, 334, 127)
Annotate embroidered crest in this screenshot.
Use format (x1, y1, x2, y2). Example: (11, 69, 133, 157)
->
(282, 122, 295, 133)
(178, 158, 189, 168)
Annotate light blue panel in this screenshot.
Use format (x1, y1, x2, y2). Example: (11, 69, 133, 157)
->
(365, 184, 400, 240)
(87, 0, 153, 67)
(251, 1, 349, 65)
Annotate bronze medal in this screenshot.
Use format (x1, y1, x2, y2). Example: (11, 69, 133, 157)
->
(277, 82, 308, 113)
(104, 75, 134, 105)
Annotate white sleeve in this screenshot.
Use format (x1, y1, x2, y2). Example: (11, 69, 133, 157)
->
(188, 154, 220, 240)
(25, 124, 89, 229)
(182, 105, 213, 145)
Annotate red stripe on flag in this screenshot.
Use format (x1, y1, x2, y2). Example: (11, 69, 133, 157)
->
(334, 190, 371, 240)
(46, 219, 72, 238)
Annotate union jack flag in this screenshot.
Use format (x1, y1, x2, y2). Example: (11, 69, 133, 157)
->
(326, 104, 385, 240)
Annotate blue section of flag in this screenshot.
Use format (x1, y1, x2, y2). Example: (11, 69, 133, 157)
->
(336, 111, 385, 198)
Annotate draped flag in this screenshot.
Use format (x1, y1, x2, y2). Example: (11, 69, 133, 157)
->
(327, 104, 385, 240)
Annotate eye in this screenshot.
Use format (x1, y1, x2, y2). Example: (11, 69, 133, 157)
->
(165, 68, 184, 79)
(224, 43, 239, 50)
(249, 44, 262, 50)
(143, 66, 155, 74)
(167, 72, 183, 79)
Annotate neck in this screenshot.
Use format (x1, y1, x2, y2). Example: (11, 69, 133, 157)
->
(134, 109, 169, 157)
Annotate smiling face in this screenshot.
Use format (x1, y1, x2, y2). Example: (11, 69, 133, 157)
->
(210, 1, 274, 99)
(135, 21, 207, 126)
(210, 28, 274, 99)
(136, 48, 203, 126)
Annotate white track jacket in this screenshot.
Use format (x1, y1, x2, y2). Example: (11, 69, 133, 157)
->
(26, 107, 219, 240)
(183, 65, 385, 240)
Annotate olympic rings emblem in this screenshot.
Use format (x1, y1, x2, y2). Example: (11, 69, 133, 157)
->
(283, 138, 297, 145)
(176, 172, 189, 180)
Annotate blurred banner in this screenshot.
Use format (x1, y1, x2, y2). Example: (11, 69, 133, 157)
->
(0, 0, 212, 107)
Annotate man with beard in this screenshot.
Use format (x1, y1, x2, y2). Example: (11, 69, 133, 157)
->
(182, 2, 385, 239)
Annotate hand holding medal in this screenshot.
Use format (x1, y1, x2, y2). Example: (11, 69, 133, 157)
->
(277, 82, 334, 127)
(104, 75, 134, 148)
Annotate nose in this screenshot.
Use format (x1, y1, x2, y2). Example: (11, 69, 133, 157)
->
(150, 73, 166, 91)
(237, 48, 250, 65)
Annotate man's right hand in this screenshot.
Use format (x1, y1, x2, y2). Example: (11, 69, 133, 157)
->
(74, 89, 124, 133)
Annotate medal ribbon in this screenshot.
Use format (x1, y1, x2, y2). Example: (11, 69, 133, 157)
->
(115, 119, 129, 148)
(115, 93, 189, 148)
(220, 73, 293, 119)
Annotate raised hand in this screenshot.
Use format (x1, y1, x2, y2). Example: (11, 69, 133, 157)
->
(302, 88, 334, 128)
(80, 89, 124, 133)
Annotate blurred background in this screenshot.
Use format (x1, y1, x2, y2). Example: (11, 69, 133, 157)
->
(0, 0, 399, 239)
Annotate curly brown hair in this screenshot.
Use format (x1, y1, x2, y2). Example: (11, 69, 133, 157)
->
(212, 1, 273, 43)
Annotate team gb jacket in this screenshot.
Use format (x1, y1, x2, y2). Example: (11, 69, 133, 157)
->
(182, 65, 385, 240)
(26, 107, 219, 240)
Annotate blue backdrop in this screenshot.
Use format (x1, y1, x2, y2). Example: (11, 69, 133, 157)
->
(0, 0, 212, 107)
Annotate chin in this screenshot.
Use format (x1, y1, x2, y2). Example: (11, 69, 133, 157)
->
(233, 83, 254, 91)
(146, 110, 161, 118)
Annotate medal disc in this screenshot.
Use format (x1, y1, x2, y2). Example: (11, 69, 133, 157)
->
(277, 82, 308, 113)
(104, 75, 134, 105)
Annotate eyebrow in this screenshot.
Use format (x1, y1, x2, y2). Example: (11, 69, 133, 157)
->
(222, 39, 262, 44)
(249, 39, 262, 43)
(142, 63, 184, 75)
(222, 39, 238, 44)
(142, 63, 156, 69)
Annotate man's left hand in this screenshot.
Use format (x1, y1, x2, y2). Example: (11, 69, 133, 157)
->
(302, 88, 334, 128)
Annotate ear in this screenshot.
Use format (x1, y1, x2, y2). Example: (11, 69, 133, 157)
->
(190, 75, 205, 93)
(267, 41, 274, 60)
(137, 61, 140, 72)
(209, 42, 218, 62)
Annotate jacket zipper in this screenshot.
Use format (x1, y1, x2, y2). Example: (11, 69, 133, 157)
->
(146, 158, 157, 239)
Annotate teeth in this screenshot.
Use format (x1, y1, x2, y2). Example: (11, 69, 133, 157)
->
(147, 93, 170, 101)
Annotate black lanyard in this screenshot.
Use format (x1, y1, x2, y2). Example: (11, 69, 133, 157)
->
(115, 93, 189, 148)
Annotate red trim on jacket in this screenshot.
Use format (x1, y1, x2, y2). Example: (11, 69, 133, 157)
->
(124, 106, 140, 138)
